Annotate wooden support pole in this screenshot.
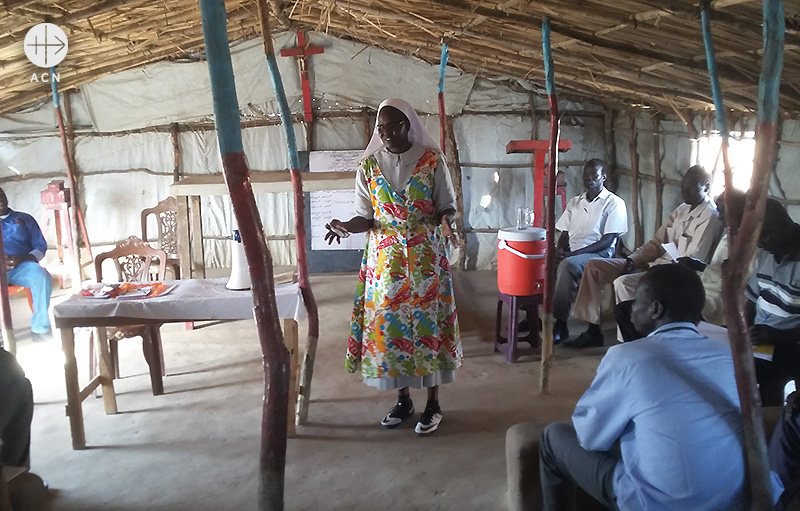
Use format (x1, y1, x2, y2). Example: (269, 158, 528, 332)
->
(361, 108, 371, 146)
(721, 2, 784, 509)
(445, 115, 467, 271)
(686, 111, 700, 166)
(438, 43, 449, 156)
(51, 70, 83, 290)
(0, 227, 15, 354)
(197, 2, 289, 509)
(701, 0, 736, 243)
(604, 109, 617, 191)
(171, 123, 181, 183)
(652, 115, 664, 230)
(256, 0, 320, 428)
(283, 318, 299, 438)
(539, 18, 560, 395)
(62, 90, 84, 279)
(628, 115, 643, 248)
(529, 93, 539, 219)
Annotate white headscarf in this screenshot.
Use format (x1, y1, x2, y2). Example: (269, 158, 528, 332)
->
(362, 98, 441, 159)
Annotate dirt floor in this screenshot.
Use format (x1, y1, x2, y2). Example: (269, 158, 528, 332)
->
(11, 270, 615, 511)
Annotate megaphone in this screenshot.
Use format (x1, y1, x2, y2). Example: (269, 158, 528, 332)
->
(226, 229, 251, 291)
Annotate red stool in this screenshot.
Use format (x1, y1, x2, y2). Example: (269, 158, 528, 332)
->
(495, 292, 542, 362)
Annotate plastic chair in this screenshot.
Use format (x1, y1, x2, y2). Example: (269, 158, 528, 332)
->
(141, 196, 180, 279)
(89, 236, 168, 396)
(7, 286, 33, 311)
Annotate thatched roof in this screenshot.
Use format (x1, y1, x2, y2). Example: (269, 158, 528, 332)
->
(1, 0, 799, 118)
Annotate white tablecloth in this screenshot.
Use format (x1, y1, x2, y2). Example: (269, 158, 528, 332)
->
(53, 279, 306, 325)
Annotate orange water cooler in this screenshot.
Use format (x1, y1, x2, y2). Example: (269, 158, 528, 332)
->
(496, 227, 547, 296)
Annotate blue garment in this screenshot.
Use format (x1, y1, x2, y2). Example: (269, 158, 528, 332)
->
(1, 209, 51, 333)
(1, 209, 47, 261)
(572, 322, 749, 511)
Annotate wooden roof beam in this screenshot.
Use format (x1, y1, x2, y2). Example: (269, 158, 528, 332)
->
(637, 0, 799, 45)
(0, 0, 151, 47)
(291, 13, 729, 111)
(429, 0, 756, 86)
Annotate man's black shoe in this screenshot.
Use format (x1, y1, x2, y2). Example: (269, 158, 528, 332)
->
(553, 323, 570, 344)
(562, 331, 604, 349)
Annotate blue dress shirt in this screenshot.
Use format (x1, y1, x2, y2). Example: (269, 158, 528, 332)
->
(1, 209, 47, 261)
(573, 322, 748, 510)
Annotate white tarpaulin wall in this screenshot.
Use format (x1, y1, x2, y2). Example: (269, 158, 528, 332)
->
(2, 31, 798, 272)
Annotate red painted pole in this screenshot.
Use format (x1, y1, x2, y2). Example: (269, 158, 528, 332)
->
(258, 0, 320, 426)
(198, 1, 290, 509)
(721, 2, 784, 509)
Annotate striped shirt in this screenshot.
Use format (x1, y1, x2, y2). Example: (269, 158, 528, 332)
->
(746, 247, 800, 330)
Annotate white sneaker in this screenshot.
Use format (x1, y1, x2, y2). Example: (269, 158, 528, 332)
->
(414, 402, 442, 435)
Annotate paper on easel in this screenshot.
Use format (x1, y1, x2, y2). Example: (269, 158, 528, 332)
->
(662, 242, 681, 262)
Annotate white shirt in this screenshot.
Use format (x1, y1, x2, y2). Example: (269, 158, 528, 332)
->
(573, 322, 751, 511)
(354, 144, 456, 220)
(555, 187, 628, 254)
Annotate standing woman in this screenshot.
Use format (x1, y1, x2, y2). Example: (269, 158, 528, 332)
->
(325, 98, 462, 435)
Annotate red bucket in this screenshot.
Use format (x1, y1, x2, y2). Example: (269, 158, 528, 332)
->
(497, 227, 547, 296)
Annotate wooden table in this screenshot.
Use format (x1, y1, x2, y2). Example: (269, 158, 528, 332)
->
(53, 279, 306, 450)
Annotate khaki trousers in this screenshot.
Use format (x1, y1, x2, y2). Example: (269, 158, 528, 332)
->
(572, 258, 626, 325)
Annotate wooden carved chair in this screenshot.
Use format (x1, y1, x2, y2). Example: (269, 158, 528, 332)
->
(89, 236, 168, 396)
(141, 196, 180, 279)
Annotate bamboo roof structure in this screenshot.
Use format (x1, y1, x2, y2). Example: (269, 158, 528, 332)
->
(1, 0, 799, 117)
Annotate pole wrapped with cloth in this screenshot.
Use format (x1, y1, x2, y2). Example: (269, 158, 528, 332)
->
(197, 1, 289, 509)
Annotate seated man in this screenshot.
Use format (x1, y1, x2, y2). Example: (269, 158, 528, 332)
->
(539, 264, 754, 510)
(617, 189, 748, 336)
(698, 189, 747, 327)
(0, 188, 52, 340)
(543, 158, 627, 342)
(0, 349, 34, 469)
(747, 198, 800, 407)
(568, 165, 723, 347)
(769, 390, 800, 511)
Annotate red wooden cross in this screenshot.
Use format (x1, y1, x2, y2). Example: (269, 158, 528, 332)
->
(280, 31, 324, 124)
(506, 139, 572, 227)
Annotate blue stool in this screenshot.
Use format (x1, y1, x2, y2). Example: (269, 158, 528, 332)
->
(495, 292, 542, 362)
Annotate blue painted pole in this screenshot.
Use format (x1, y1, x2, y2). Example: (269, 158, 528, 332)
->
(438, 43, 449, 154)
(540, 17, 560, 394)
(700, 1, 735, 242)
(197, 1, 289, 509)
(719, 2, 784, 510)
(256, 0, 320, 429)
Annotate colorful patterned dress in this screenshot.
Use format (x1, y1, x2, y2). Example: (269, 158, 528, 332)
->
(346, 148, 462, 389)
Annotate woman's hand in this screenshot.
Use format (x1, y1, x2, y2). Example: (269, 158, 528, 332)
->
(440, 215, 461, 248)
(324, 219, 350, 245)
